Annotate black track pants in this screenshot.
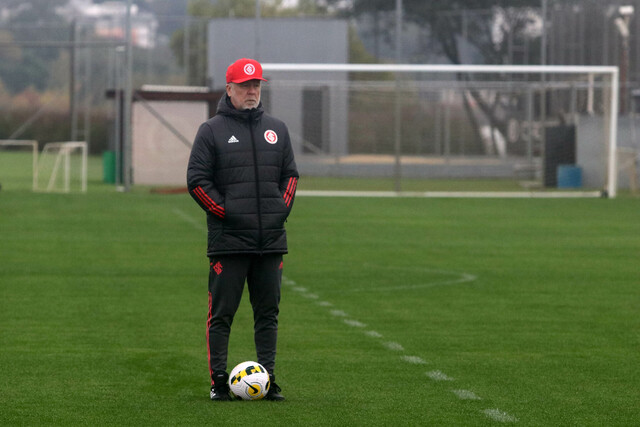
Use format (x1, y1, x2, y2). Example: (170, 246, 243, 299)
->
(206, 254, 283, 384)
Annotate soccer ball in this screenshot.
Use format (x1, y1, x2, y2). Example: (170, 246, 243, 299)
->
(228, 361, 270, 400)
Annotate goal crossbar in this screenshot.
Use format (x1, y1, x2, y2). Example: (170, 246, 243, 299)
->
(262, 63, 620, 198)
(262, 63, 618, 75)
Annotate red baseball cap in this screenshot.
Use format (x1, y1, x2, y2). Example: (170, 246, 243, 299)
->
(226, 58, 267, 84)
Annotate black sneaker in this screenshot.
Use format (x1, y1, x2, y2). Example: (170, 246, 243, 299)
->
(210, 371, 232, 401)
(264, 375, 285, 401)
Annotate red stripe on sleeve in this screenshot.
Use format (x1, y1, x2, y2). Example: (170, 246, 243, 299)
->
(284, 177, 298, 207)
(194, 186, 225, 218)
(284, 178, 294, 199)
(197, 187, 225, 217)
(196, 186, 224, 213)
(193, 187, 217, 214)
(193, 187, 212, 211)
(290, 178, 298, 206)
(283, 178, 294, 206)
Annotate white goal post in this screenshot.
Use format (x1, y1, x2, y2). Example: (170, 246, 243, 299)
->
(261, 63, 620, 198)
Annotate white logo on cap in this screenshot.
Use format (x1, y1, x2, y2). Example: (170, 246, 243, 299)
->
(244, 64, 255, 76)
(264, 130, 278, 144)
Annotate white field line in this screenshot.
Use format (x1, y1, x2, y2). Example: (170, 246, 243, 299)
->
(382, 341, 404, 351)
(301, 293, 319, 299)
(343, 319, 367, 328)
(316, 301, 333, 307)
(427, 370, 455, 381)
(170, 210, 517, 423)
(483, 409, 519, 423)
(329, 264, 477, 293)
(329, 309, 349, 317)
(296, 190, 602, 199)
(452, 389, 481, 400)
(401, 355, 428, 365)
(343, 273, 477, 293)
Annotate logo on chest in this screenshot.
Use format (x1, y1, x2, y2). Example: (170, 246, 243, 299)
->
(228, 135, 239, 143)
(264, 130, 278, 144)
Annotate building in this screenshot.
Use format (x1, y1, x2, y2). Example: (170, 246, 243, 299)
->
(57, 0, 158, 48)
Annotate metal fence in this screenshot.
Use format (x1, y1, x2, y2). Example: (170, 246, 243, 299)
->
(1, 2, 639, 170)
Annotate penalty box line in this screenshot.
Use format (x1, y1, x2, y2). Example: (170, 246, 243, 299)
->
(282, 275, 518, 424)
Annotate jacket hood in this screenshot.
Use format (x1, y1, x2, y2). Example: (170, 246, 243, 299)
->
(217, 94, 264, 121)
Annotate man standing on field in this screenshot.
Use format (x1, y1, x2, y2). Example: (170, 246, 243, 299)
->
(187, 58, 298, 401)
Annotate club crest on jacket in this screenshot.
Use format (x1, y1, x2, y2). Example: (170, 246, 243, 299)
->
(264, 130, 278, 144)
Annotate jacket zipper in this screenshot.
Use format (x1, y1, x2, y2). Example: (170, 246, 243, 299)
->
(248, 113, 263, 253)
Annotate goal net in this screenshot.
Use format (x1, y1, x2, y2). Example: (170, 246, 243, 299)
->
(260, 64, 620, 198)
(36, 142, 88, 193)
(0, 140, 39, 191)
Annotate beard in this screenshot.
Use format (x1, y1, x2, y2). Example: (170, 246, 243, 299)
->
(242, 98, 259, 109)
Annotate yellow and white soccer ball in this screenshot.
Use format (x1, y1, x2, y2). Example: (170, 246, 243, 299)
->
(228, 361, 270, 400)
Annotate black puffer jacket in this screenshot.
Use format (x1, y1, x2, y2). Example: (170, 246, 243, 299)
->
(187, 95, 299, 256)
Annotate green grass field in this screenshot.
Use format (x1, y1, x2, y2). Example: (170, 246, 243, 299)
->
(1, 156, 639, 425)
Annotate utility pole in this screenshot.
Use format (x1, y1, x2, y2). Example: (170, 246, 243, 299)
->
(122, 0, 133, 191)
(540, 0, 547, 187)
(393, 0, 403, 193)
(541, 0, 547, 67)
(615, 5, 634, 114)
(255, 0, 261, 60)
(69, 19, 77, 142)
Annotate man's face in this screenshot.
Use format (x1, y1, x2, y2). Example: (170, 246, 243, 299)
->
(226, 80, 261, 110)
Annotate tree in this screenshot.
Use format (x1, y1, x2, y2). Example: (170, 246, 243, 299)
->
(2, 0, 67, 25)
(326, 0, 542, 155)
(0, 0, 68, 94)
(328, 0, 540, 64)
(0, 51, 49, 94)
(402, 1, 541, 154)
